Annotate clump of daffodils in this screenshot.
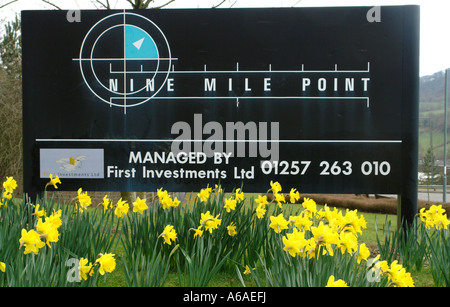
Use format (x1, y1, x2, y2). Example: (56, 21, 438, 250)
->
(79, 253, 116, 281)
(19, 208, 63, 255)
(2, 176, 17, 205)
(189, 211, 222, 238)
(268, 187, 369, 261)
(372, 258, 415, 287)
(223, 188, 244, 213)
(419, 204, 450, 230)
(158, 188, 180, 209)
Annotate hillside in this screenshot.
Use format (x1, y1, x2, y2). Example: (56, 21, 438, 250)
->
(420, 70, 446, 103)
(419, 69, 448, 160)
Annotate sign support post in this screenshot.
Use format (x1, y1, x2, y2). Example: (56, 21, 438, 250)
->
(399, 6, 420, 232)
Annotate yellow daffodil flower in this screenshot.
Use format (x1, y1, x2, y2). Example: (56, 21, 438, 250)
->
(3, 176, 17, 194)
(101, 195, 112, 212)
(159, 225, 177, 245)
(270, 181, 282, 194)
(33, 204, 46, 218)
(235, 188, 244, 202)
(47, 174, 61, 189)
(190, 227, 204, 238)
(79, 258, 94, 281)
(19, 229, 45, 255)
(36, 218, 59, 248)
(256, 204, 266, 219)
(243, 265, 255, 275)
(76, 188, 92, 211)
(200, 211, 221, 233)
(269, 213, 289, 233)
(357, 243, 371, 264)
(289, 188, 300, 204)
(227, 222, 237, 236)
(132, 197, 148, 214)
(255, 195, 268, 207)
(224, 197, 237, 212)
(326, 275, 349, 287)
(95, 253, 116, 275)
(197, 186, 212, 203)
(114, 198, 129, 218)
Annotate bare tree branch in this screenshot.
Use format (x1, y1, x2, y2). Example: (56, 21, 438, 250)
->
(95, 0, 111, 9)
(41, 0, 62, 10)
(212, 0, 226, 8)
(153, 0, 176, 9)
(0, 0, 18, 9)
(291, 0, 302, 7)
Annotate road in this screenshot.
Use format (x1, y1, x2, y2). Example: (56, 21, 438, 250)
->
(382, 191, 450, 203)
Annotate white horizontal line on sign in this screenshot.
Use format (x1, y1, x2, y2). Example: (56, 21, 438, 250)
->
(35, 139, 402, 144)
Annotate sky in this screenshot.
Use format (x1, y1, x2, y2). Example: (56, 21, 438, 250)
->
(0, 0, 449, 76)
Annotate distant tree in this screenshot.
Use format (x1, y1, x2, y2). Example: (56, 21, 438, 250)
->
(0, 16, 22, 192)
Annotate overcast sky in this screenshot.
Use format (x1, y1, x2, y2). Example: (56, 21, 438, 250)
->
(1, 0, 449, 76)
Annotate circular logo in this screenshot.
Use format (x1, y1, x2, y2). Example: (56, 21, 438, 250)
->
(78, 12, 172, 111)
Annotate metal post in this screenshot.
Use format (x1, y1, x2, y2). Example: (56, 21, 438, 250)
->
(445, 68, 450, 203)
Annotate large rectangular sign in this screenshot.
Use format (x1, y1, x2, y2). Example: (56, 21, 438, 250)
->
(22, 6, 419, 196)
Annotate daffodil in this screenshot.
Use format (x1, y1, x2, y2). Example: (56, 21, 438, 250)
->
(326, 275, 349, 287)
(224, 197, 237, 212)
(3, 176, 17, 194)
(282, 228, 306, 257)
(269, 213, 289, 233)
(302, 197, 317, 218)
(46, 209, 62, 229)
(47, 174, 61, 189)
(311, 222, 339, 256)
(200, 211, 221, 233)
(95, 253, 116, 275)
(159, 225, 177, 245)
(157, 188, 169, 202)
(256, 204, 266, 219)
(0, 262, 5, 273)
(36, 218, 59, 248)
(290, 212, 313, 231)
(340, 209, 367, 235)
(214, 184, 223, 193)
(380, 260, 415, 287)
(255, 195, 268, 207)
(235, 188, 244, 202)
(270, 181, 282, 194)
(419, 205, 450, 230)
(161, 195, 180, 209)
(76, 188, 92, 211)
(274, 193, 285, 209)
(19, 229, 45, 255)
(132, 197, 148, 214)
(337, 231, 358, 255)
(227, 222, 237, 236)
(243, 265, 255, 275)
(79, 258, 94, 281)
(197, 186, 212, 203)
(289, 188, 300, 204)
(33, 204, 46, 218)
(101, 195, 112, 212)
(190, 227, 204, 238)
(114, 198, 129, 218)
(357, 243, 371, 264)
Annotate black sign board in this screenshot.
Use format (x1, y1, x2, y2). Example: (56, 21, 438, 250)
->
(22, 6, 419, 219)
